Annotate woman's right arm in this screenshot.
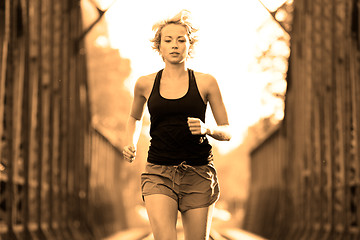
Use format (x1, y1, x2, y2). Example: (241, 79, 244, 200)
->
(123, 77, 147, 163)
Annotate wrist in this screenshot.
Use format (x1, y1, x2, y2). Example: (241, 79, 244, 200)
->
(206, 126, 213, 136)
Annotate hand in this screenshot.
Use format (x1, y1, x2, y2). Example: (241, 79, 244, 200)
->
(123, 145, 136, 163)
(187, 117, 209, 135)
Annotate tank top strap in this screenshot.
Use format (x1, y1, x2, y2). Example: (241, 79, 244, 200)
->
(188, 69, 196, 90)
(148, 69, 163, 102)
(188, 69, 205, 106)
(154, 69, 163, 93)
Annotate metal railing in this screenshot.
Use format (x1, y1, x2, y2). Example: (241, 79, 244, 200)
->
(243, 0, 360, 239)
(0, 0, 127, 239)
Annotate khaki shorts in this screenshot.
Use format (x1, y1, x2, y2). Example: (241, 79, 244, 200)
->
(141, 161, 220, 212)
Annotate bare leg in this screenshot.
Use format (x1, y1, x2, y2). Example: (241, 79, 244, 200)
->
(181, 204, 215, 240)
(144, 194, 178, 240)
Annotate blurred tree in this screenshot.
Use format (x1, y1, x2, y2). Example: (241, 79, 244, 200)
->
(248, 0, 293, 137)
(82, 0, 132, 149)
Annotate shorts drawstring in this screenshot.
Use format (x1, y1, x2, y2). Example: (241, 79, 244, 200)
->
(141, 161, 220, 212)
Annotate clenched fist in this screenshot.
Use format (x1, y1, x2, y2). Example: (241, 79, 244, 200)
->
(123, 145, 136, 163)
(187, 117, 209, 135)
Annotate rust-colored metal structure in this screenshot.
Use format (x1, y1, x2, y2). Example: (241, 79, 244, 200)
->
(244, 0, 360, 239)
(0, 0, 127, 239)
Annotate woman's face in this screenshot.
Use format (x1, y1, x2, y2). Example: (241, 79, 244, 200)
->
(159, 24, 191, 64)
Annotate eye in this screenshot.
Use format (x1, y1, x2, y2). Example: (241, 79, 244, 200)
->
(164, 40, 171, 43)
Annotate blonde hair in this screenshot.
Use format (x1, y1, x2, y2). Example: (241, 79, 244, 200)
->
(151, 10, 199, 58)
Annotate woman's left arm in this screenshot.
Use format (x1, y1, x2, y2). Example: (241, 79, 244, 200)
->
(188, 74, 232, 141)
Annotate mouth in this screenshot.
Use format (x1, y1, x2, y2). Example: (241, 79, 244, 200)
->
(170, 52, 180, 55)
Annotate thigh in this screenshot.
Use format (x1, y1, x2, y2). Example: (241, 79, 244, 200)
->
(181, 204, 215, 240)
(141, 162, 179, 201)
(144, 194, 178, 240)
(179, 163, 219, 212)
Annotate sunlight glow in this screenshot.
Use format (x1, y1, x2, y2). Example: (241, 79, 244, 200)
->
(103, 0, 289, 154)
(95, 35, 110, 48)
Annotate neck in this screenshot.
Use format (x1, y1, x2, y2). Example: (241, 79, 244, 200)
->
(163, 62, 188, 79)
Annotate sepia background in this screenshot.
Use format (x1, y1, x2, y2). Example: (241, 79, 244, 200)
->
(1, 0, 360, 239)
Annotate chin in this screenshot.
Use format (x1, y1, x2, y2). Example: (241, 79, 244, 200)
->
(167, 60, 185, 65)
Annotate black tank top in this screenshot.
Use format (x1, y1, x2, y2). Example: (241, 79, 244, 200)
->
(147, 69, 213, 166)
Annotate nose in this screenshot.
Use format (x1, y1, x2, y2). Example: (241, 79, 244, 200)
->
(172, 41, 178, 49)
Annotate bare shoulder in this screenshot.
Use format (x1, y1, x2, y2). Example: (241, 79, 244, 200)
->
(194, 70, 217, 82)
(194, 71, 218, 90)
(135, 72, 158, 99)
(136, 72, 157, 87)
